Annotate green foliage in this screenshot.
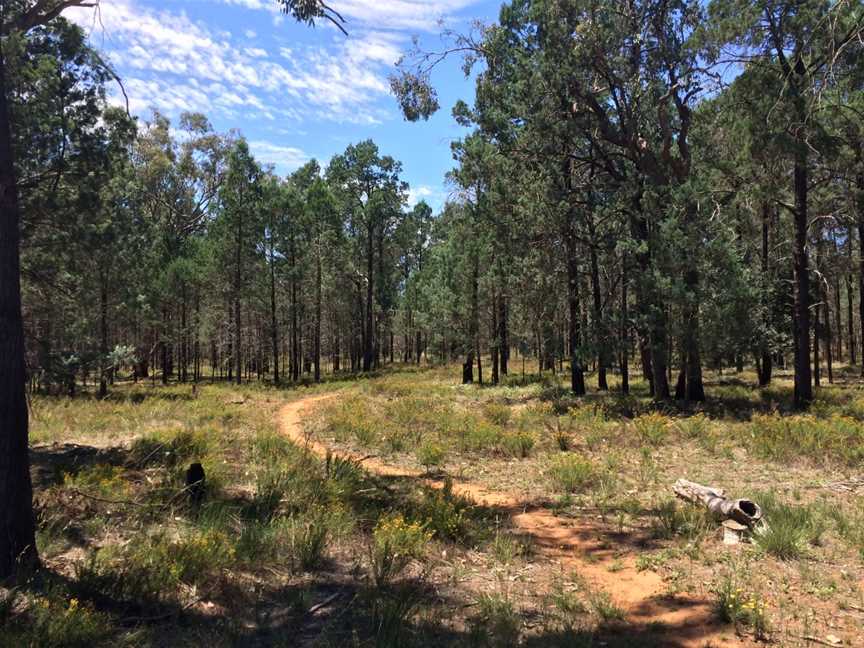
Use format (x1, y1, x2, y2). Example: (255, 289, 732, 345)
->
(416, 441, 446, 472)
(753, 491, 824, 560)
(547, 455, 598, 493)
(713, 574, 769, 639)
(370, 514, 432, 585)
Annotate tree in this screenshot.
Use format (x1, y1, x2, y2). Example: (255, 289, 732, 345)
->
(0, 0, 104, 579)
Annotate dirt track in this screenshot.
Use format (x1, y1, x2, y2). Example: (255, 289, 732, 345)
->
(279, 394, 748, 648)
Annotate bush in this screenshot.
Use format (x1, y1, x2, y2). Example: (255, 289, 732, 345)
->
(753, 491, 824, 560)
(632, 412, 671, 446)
(416, 441, 446, 472)
(470, 593, 520, 647)
(502, 431, 535, 458)
(675, 413, 711, 439)
(414, 480, 473, 543)
(13, 593, 112, 648)
(290, 507, 332, 571)
(652, 500, 713, 541)
(748, 414, 864, 465)
(482, 401, 512, 426)
(547, 455, 597, 493)
(714, 575, 769, 639)
(370, 514, 432, 585)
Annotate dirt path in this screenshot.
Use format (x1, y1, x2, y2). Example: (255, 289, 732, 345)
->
(279, 394, 748, 648)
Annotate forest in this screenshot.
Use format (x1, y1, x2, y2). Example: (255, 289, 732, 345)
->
(2, 0, 864, 646)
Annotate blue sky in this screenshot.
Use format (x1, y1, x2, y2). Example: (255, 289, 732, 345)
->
(66, 0, 502, 211)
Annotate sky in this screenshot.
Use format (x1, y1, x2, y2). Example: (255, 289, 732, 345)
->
(65, 0, 503, 212)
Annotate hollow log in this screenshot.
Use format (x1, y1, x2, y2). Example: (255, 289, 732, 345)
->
(672, 478, 762, 527)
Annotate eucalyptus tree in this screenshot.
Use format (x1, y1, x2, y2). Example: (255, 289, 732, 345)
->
(213, 140, 263, 384)
(704, 0, 864, 407)
(304, 175, 339, 382)
(327, 141, 407, 372)
(0, 3, 114, 578)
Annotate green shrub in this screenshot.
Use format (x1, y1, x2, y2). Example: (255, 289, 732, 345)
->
(370, 514, 432, 585)
(370, 587, 421, 648)
(290, 507, 332, 571)
(502, 431, 535, 458)
(675, 413, 710, 439)
(416, 441, 446, 472)
(632, 412, 671, 446)
(652, 500, 713, 541)
(748, 414, 864, 465)
(470, 593, 520, 647)
(482, 401, 512, 426)
(753, 491, 824, 560)
(13, 592, 112, 648)
(414, 480, 472, 543)
(714, 575, 769, 639)
(461, 418, 503, 452)
(547, 455, 597, 493)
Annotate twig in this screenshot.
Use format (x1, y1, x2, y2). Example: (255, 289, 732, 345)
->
(307, 592, 341, 616)
(797, 635, 843, 646)
(67, 488, 147, 508)
(120, 589, 214, 624)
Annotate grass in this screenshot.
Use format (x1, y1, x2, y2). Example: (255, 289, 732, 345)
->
(13, 362, 864, 647)
(547, 454, 599, 493)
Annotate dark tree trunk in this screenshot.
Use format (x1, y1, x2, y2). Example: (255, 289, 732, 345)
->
(589, 239, 607, 391)
(491, 295, 499, 385)
(498, 296, 508, 374)
(363, 228, 374, 372)
(759, 202, 773, 386)
(234, 200, 243, 386)
(565, 230, 586, 396)
(621, 254, 629, 394)
(270, 235, 279, 385)
(793, 153, 813, 408)
(98, 270, 108, 399)
(847, 225, 857, 365)
(314, 251, 321, 383)
(0, 47, 38, 578)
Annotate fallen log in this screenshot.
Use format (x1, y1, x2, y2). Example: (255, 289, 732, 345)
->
(672, 479, 762, 527)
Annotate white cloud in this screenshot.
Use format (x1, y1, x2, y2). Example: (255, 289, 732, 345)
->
(65, 0, 403, 125)
(219, 0, 481, 32)
(249, 140, 310, 171)
(407, 184, 441, 208)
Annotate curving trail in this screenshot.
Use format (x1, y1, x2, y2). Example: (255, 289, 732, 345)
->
(279, 394, 747, 648)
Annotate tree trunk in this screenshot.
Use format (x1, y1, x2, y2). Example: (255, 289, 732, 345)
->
(98, 270, 108, 399)
(759, 202, 773, 386)
(491, 295, 499, 385)
(363, 227, 374, 372)
(621, 254, 630, 394)
(270, 234, 280, 385)
(499, 296, 508, 374)
(314, 249, 321, 383)
(234, 195, 243, 386)
(0, 47, 39, 578)
(589, 238, 607, 391)
(793, 153, 813, 408)
(847, 225, 857, 365)
(565, 230, 586, 396)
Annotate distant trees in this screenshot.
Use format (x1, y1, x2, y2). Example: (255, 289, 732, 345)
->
(391, 0, 864, 407)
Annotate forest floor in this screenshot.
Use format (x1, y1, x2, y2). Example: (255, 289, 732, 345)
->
(3, 364, 864, 647)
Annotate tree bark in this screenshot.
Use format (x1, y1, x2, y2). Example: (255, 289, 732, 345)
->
(589, 237, 607, 391)
(98, 269, 108, 398)
(793, 152, 813, 408)
(363, 225, 375, 372)
(0, 46, 38, 578)
(758, 202, 773, 386)
(565, 228, 586, 396)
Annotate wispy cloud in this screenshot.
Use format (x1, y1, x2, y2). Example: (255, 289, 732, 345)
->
(66, 0, 404, 124)
(248, 140, 310, 172)
(219, 0, 480, 31)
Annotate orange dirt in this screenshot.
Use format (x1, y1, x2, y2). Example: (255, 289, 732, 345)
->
(279, 394, 750, 648)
